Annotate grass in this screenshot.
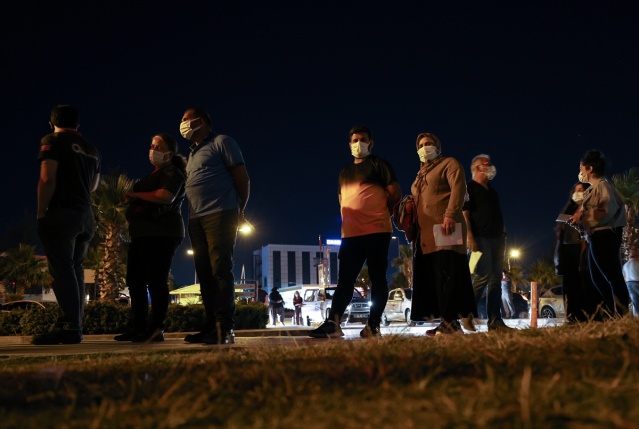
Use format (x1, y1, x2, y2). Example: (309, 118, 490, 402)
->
(1, 319, 639, 428)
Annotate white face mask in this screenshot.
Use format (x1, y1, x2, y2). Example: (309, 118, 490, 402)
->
(350, 142, 370, 158)
(484, 165, 497, 180)
(417, 146, 440, 163)
(149, 149, 171, 166)
(572, 191, 584, 204)
(180, 118, 203, 141)
(578, 171, 589, 183)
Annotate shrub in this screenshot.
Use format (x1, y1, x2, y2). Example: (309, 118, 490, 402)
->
(83, 301, 131, 334)
(0, 301, 269, 336)
(19, 305, 58, 335)
(165, 304, 206, 332)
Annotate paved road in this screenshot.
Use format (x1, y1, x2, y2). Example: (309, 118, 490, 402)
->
(0, 319, 564, 358)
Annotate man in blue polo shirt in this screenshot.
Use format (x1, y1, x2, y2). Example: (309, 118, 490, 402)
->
(179, 107, 250, 345)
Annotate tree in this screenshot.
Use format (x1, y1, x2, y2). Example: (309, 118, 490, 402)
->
(0, 243, 51, 296)
(506, 264, 527, 293)
(612, 167, 639, 262)
(91, 172, 135, 300)
(391, 244, 413, 288)
(527, 258, 560, 291)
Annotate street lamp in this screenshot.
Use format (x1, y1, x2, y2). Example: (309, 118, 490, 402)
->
(508, 248, 520, 271)
(239, 219, 255, 235)
(391, 236, 401, 271)
(187, 249, 197, 284)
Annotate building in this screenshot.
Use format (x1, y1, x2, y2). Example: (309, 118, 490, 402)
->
(254, 242, 341, 291)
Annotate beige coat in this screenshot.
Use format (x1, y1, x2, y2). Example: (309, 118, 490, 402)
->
(411, 156, 468, 255)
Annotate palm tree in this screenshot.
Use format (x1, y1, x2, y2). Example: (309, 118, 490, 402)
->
(527, 258, 561, 291)
(91, 172, 135, 300)
(612, 167, 639, 262)
(391, 244, 413, 288)
(0, 243, 51, 296)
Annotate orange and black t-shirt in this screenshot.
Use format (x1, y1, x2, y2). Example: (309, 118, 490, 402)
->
(338, 155, 397, 238)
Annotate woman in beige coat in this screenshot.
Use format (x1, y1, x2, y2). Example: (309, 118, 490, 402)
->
(410, 132, 477, 335)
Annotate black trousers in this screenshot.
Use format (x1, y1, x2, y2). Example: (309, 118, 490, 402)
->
(126, 236, 182, 331)
(588, 227, 629, 316)
(328, 233, 391, 324)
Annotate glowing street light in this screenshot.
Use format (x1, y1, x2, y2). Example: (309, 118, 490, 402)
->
(508, 248, 521, 271)
(186, 249, 197, 284)
(239, 219, 255, 235)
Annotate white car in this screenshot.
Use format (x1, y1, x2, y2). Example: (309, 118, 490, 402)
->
(382, 288, 412, 325)
(539, 286, 565, 318)
(301, 286, 370, 326)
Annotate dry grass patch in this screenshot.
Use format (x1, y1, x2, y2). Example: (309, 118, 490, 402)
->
(1, 319, 639, 428)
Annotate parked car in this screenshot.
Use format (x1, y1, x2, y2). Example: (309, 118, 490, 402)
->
(381, 288, 412, 325)
(0, 300, 50, 312)
(302, 286, 370, 326)
(539, 286, 565, 318)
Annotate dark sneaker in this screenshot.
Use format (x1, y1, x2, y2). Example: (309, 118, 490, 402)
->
(360, 321, 381, 338)
(200, 323, 236, 345)
(488, 318, 514, 332)
(460, 317, 477, 332)
(426, 321, 463, 337)
(133, 328, 165, 343)
(184, 331, 208, 343)
(32, 329, 83, 345)
(309, 320, 344, 338)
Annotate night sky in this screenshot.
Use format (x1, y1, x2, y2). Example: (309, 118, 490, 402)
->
(2, 1, 638, 286)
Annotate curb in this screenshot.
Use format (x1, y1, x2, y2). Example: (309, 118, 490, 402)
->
(0, 327, 315, 345)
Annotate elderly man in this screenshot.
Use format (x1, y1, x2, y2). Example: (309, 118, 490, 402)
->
(463, 154, 511, 331)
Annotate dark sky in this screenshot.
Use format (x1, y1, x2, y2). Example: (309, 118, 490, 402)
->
(2, 1, 638, 286)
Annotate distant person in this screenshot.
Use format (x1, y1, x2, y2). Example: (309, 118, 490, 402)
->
(569, 150, 629, 317)
(622, 248, 639, 316)
(463, 153, 511, 331)
(310, 125, 401, 338)
(554, 182, 603, 322)
(33, 105, 100, 345)
(179, 107, 250, 344)
(408, 132, 477, 335)
(269, 287, 285, 326)
(293, 290, 303, 325)
(256, 285, 268, 306)
(501, 271, 515, 319)
(114, 133, 186, 343)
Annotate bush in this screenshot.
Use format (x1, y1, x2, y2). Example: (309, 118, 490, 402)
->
(83, 301, 131, 334)
(0, 301, 269, 336)
(19, 305, 58, 335)
(165, 304, 206, 332)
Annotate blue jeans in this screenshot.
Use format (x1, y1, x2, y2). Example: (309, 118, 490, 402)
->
(126, 236, 182, 331)
(328, 233, 391, 324)
(627, 281, 639, 316)
(471, 235, 505, 321)
(37, 206, 95, 331)
(188, 209, 239, 331)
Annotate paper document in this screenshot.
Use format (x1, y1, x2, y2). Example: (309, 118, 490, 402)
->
(469, 251, 482, 274)
(556, 213, 572, 223)
(433, 223, 463, 246)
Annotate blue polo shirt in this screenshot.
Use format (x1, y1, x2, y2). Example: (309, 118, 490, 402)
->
(186, 133, 245, 218)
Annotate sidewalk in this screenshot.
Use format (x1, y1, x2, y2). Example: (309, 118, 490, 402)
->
(0, 318, 565, 344)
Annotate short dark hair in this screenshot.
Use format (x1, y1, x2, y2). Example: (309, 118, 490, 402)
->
(349, 125, 372, 141)
(580, 150, 607, 177)
(50, 105, 79, 128)
(186, 107, 212, 128)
